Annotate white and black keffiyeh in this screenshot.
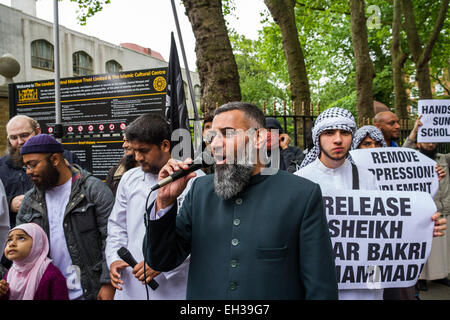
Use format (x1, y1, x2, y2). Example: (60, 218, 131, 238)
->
(351, 125, 387, 149)
(300, 107, 356, 169)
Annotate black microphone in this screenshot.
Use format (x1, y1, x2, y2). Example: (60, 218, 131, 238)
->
(117, 247, 159, 290)
(150, 158, 212, 192)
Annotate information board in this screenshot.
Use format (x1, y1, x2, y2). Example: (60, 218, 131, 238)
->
(9, 68, 167, 179)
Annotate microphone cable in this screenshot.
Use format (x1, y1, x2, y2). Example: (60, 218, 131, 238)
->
(143, 188, 157, 301)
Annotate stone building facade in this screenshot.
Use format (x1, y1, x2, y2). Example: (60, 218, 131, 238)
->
(0, 0, 201, 155)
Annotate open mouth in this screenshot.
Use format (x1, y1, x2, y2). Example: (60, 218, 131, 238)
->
(215, 158, 227, 165)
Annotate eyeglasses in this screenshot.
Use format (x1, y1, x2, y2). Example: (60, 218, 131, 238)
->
(8, 131, 34, 142)
(22, 156, 50, 172)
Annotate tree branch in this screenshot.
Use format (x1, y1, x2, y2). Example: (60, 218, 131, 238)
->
(431, 73, 450, 95)
(295, 1, 350, 15)
(401, 0, 423, 64)
(421, 0, 449, 66)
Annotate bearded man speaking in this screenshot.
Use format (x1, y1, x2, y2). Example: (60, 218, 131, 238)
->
(143, 102, 338, 300)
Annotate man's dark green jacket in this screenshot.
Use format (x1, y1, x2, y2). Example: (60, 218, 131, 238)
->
(144, 170, 338, 299)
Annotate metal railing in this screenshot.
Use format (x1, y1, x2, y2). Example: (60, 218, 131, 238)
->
(190, 101, 450, 154)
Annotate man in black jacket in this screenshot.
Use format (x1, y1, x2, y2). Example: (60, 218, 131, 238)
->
(265, 117, 305, 172)
(0, 115, 82, 228)
(16, 134, 114, 300)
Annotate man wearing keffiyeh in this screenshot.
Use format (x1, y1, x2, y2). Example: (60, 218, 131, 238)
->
(299, 107, 358, 169)
(352, 125, 387, 150)
(295, 107, 447, 300)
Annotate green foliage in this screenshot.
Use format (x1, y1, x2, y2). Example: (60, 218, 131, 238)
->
(326, 91, 357, 120)
(244, 0, 448, 118)
(230, 32, 289, 108)
(65, 0, 111, 25)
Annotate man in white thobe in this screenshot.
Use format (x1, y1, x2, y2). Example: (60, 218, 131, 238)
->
(105, 114, 203, 300)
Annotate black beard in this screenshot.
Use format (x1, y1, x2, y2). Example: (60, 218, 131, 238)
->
(123, 154, 138, 171)
(34, 161, 60, 191)
(321, 149, 349, 162)
(213, 164, 254, 200)
(8, 144, 23, 168)
(418, 146, 437, 159)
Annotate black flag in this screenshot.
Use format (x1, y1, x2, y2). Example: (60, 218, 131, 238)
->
(165, 32, 192, 159)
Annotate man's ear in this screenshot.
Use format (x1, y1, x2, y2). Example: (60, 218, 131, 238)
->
(160, 139, 171, 153)
(49, 153, 61, 167)
(36, 127, 42, 134)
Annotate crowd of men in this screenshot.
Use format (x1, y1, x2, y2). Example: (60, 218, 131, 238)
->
(0, 102, 448, 300)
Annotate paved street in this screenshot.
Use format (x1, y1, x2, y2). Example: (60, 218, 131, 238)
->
(420, 275, 450, 300)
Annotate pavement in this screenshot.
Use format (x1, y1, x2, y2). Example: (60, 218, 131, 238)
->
(419, 275, 450, 300)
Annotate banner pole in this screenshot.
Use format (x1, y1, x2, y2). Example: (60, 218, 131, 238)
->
(170, 0, 202, 160)
(53, 0, 62, 141)
(169, 0, 199, 122)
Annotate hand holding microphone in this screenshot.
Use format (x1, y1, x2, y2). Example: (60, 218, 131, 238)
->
(117, 247, 159, 290)
(153, 157, 211, 211)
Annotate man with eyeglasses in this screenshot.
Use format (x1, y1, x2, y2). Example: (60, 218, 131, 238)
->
(15, 134, 115, 300)
(0, 115, 82, 229)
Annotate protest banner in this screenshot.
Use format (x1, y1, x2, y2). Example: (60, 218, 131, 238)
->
(322, 188, 435, 289)
(417, 99, 450, 143)
(349, 147, 438, 197)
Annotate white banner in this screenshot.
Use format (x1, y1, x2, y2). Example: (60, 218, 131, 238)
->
(349, 147, 438, 197)
(417, 99, 450, 143)
(322, 188, 435, 290)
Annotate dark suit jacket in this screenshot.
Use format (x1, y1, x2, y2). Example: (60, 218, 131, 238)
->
(144, 170, 338, 299)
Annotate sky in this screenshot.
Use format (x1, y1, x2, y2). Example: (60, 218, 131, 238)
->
(0, 0, 269, 71)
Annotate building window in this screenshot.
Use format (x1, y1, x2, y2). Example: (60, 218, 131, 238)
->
(31, 40, 54, 71)
(194, 85, 201, 101)
(183, 81, 188, 100)
(105, 60, 122, 73)
(73, 51, 93, 76)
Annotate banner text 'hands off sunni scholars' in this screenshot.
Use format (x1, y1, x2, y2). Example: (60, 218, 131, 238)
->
(322, 189, 435, 290)
(418, 99, 450, 143)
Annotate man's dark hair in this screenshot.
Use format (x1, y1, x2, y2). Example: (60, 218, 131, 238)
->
(202, 114, 214, 131)
(214, 102, 265, 128)
(125, 114, 170, 146)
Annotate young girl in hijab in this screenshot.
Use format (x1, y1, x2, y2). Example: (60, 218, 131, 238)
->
(0, 223, 69, 300)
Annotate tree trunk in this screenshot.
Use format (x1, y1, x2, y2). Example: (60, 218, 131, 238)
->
(349, 0, 375, 122)
(401, 0, 449, 99)
(264, 0, 312, 148)
(390, 0, 409, 119)
(182, 0, 241, 117)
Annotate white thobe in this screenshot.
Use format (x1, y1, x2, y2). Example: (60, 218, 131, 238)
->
(295, 158, 383, 300)
(105, 166, 204, 300)
(46, 178, 84, 300)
